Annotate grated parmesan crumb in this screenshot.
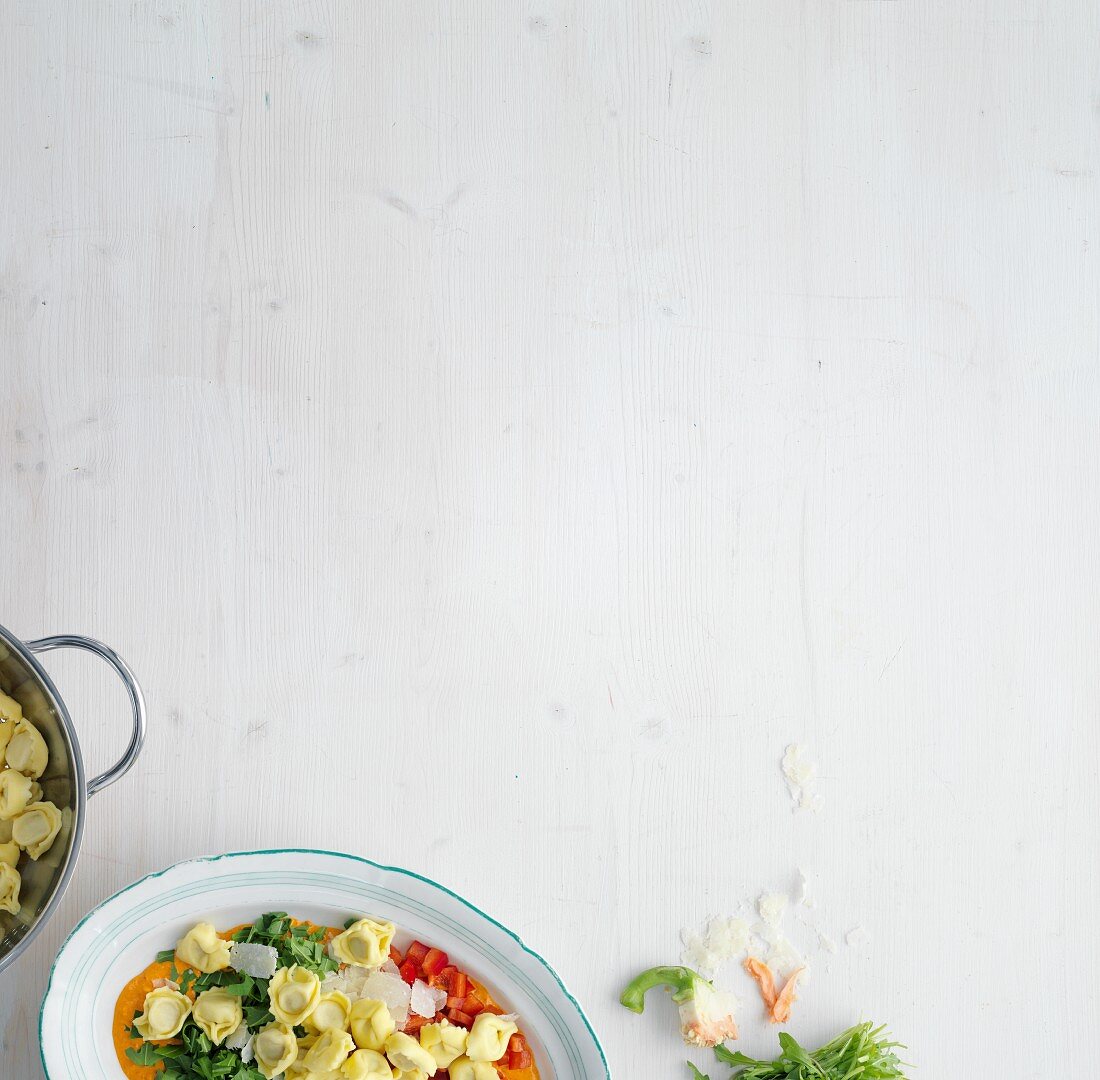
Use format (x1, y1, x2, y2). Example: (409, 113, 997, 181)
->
(781, 744, 821, 812)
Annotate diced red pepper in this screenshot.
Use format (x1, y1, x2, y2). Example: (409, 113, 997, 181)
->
(421, 947, 449, 978)
(405, 940, 429, 967)
(430, 964, 458, 991)
(509, 1048, 534, 1069)
(451, 971, 468, 999)
(399, 959, 419, 985)
(447, 995, 465, 1010)
(508, 1035, 526, 1053)
(389, 945, 404, 966)
(447, 1008, 473, 1027)
(460, 994, 485, 1017)
(404, 1013, 427, 1035)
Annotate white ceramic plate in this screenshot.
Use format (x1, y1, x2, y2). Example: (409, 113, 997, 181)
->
(40, 848, 609, 1079)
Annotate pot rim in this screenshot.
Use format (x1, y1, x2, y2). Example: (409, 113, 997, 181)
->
(0, 621, 90, 977)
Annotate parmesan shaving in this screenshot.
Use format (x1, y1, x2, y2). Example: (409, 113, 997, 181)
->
(781, 743, 821, 811)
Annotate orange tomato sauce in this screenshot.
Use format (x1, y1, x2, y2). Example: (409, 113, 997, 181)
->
(113, 922, 538, 1080)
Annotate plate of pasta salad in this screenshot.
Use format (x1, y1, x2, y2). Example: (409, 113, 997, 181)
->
(39, 849, 608, 1080)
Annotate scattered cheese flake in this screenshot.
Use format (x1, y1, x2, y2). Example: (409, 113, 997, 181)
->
(757, 892, 788, 928)
(151, 978, 180, 991)
(225, 1023, 251, 1051)
(817, 931, 837, 954)
(845, 924, 869, 947)
(322, 966, 411, 1027)
(240, 1034, 255, 1064)
(795, 869, 814, 908)
(229, 942, 278, 979)
(680, 916, 751, 976)
(781, 744, 821, 811)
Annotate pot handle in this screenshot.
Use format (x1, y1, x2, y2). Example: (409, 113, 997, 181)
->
(25, 634, 147, 796)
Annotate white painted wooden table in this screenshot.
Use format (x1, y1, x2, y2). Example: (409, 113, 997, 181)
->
(2, 3, 1097, 1077)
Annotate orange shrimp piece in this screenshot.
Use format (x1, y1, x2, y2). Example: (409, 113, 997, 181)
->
(743, 957, 778, 1012)
(770, 965, 805, 1023)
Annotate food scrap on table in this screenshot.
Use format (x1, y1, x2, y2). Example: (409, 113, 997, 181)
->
(620, 966, 740, 1048)
(780, 744, 820, 812)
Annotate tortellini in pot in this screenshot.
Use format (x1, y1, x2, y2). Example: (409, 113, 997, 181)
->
(0, 770, 34, 820)
(348, 997, 395, 1051)
(302, 1027, 355, 1072)
(253, 1022, 299, 1080)
(3, 719, 48, 779)
(419, 1019, 469, 1069)
(341, 1048, 393, 1080)
(0, 862, 21, 914)
(135, 986, 193, 1041)
(176, 922, 232, 973)
(12, 801, 62, 860)
(303, 989, 351, 1034)
(384, 1032, 438, 1076)
(192, 988, 244, 1045)
(448, 1058, 502, 1080)
(465, 1012, 518, 1062)
(0, 840, 19, 867)
(0, 691, 22, 755)
(268, 964, 322, 1026)
(329, 917, 395, 968)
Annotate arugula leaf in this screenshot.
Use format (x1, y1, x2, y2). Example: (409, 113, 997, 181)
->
(688, 1064, 712, 1080)
(713, 1022, 908, 1079)
(156, 949, 177, 964)
(126, 1044, 165, 1066)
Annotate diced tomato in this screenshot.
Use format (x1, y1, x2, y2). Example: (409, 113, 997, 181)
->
(451, 971, 468, 999)
(399, 959, 419, 985)
(405, 941, 429, 967)
(421, 948, 449, 977)
(389, 946, 404, 966)
(447, 1008, 473, 1027)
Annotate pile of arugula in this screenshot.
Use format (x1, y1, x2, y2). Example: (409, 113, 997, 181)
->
(125, 911, 340, 1080)
(688, 1022, 908, 1080)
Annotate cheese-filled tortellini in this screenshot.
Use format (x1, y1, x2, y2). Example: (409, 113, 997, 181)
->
(0, 691, 22, 754)
(0, 840, 19, 867)
(253, 1022, 299, 1080)
(269, 964, 322, 1025)
(348, 997, 395, 1051)
(12, 801, 62, 860)
(176, 922, 232, 973)
(384, 1032, 438, 1076)
(4, 719, 48, 779)
(135, 986, 193, 1041)
(0, 770, 36, 820)
(192, 988, 244, 1045)
(341, 1048, 392, 1080)
(0, 862, 21, 914)
(465, 1012, 518, 1062)
(419, 1019, 469, 1069)
(330, 917, 395, 968)
(391, 1069, 430, 1080)
(448, 1058, 502, 1080)
(304, 989, 351, 1034)
(302, 1027, 355, 1072)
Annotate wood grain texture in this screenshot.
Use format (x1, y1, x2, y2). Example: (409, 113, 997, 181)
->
(2, 1, 1098, 1076)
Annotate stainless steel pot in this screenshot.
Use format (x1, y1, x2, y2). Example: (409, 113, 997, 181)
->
(0, 622, 146, 974)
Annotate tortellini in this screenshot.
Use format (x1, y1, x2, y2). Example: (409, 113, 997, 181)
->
(269, 964, 322, 1026)
(465, 1012, 518, 1062)
(12, 801, 62, 860)
(303, 989, 351, 1034)
(348, 997, 395, 1051)
(449, 1058, 501, 1080)
(192, 988, 244, 1045)
(384, 1032, 438, 1076)
(0, 862, 20, 914)
(342, 1049, 393, 1080)
(0, 691, 22, 755)
(0, 841, 19, 867)
(330, 917, 395, 968)
(176, 922, 232, 973)
(253, 1022, 299, 1080)
(302, 1027, 355, 1072)
(135, 986, 193, 1041)
(3, 719, 48, 779)
(0, 770, 35, 820)
(419, 1019, 469, 1069)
